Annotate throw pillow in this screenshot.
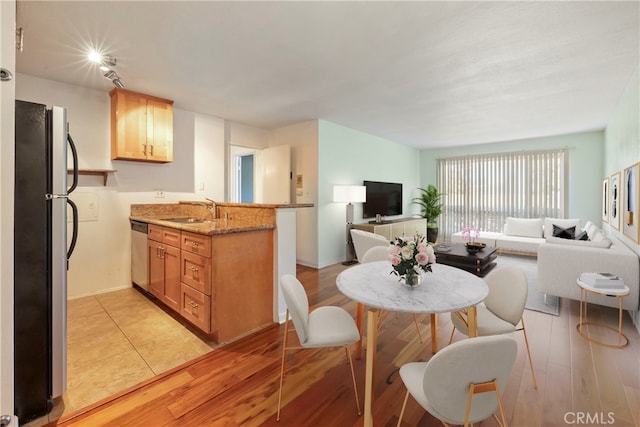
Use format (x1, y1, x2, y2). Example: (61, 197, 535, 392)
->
(552, 224, 576, 239)
(574, 230, 589, 241)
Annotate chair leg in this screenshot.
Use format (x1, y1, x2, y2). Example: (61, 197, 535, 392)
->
(494, 381, 508, 427)
(412, 314, 424, 343)
(520, 317, 538, 390)
(448, 326, 455, 345)
(276, 311, 290, 421)
(396, 390, 410, 427)
(344, 346, 361, 415)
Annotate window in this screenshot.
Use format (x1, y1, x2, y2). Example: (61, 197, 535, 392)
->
(437, 149, 567, 241)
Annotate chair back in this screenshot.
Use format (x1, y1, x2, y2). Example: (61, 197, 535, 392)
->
(361, 245, 390, 263)
(423, 335, 517, 424)
(483, 267, 528, 326)
(350, 229, 389, 261)
(280, 274, 310, 344)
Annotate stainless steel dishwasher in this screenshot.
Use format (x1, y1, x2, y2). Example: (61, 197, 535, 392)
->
(130, 220, 149, 290)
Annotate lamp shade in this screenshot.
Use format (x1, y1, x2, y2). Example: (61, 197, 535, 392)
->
(333, 185, 366, 203)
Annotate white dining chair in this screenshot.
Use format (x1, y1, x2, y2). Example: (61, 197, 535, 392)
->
(350, 229, 389, 262)
(360, 245, 424, 343)
(449, 267, 538, 389)
(397, 335, 517, 427)
(277, 274, 361, 421)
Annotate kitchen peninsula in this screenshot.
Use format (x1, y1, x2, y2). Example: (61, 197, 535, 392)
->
(130, 201, 312, 344)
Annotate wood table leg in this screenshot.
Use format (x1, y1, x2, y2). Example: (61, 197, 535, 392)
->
(364, 308, 378, 427)
(430, 313, 438, 353)
(355, 303, 364, 360)
(467, 306, 478, 338)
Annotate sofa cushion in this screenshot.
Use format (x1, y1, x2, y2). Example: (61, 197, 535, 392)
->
(544, 217, 581, 239)
(545, 235, 612, 248)
(574, 230, 589, 241)
(585, 223, 598, 240)
(503, 217, 543, 238)
(552, 224, 576, 239)
(495, 234, 544, 253)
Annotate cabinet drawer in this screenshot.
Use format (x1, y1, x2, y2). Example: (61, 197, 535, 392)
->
(148, 224, 164, 242)
(180, 283, 211, 333)
(181, 251, 211, 294)
(181, 231, 211, 257)
(162, 228, 181, 247)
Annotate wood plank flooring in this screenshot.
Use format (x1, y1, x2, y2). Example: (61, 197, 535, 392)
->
(47, 263, 640, 427)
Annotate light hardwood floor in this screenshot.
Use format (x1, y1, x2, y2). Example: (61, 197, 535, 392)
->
(46, 263, 639, 426)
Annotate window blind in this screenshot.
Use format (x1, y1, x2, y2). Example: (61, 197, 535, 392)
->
(436, 149, 567, 242)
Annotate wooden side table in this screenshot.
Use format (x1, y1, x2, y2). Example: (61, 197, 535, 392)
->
(576, 277, 629, 348)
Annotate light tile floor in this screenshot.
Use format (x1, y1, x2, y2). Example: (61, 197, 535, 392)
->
(25, 287, 216, 427)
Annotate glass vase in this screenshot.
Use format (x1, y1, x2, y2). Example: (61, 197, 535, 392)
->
(402, 271, 422, 287)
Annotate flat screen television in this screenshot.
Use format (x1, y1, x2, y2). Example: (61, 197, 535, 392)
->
(363, 180, 402, 219)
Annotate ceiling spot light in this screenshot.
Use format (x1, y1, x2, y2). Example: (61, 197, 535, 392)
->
(103, 69, 125, 89)
(88, 49, 102, 63)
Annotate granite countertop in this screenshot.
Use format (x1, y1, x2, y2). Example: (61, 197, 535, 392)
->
(130, 215, 275, 236)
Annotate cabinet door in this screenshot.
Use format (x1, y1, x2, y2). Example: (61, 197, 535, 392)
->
(374, 224, 392, 240)
(162, 245, 181, 312)
(405, 219, 427, 237)
(390, 223, 406, 239)
(147, 99, 173, 162)
(147, 240, 164, 299)
(111, 90, 147, 160)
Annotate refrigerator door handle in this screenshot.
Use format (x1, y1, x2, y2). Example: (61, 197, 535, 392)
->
(66, 198, 78, 268)
(67, 134, 78, 194)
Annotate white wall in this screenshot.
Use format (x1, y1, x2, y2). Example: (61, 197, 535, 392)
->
(0, 0, 16, 416)
(15, 74, 227, 298)
(269, 120, 319, 267)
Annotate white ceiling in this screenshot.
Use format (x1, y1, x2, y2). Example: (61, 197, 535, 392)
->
(15, 1, 640, 149)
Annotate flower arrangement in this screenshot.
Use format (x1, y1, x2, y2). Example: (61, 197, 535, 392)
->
(389, 233, 436, 286)
(461, 226, 485, 254)
(461, 226, 480, 244)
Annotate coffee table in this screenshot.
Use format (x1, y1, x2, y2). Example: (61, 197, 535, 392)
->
(434, 243, 497, 277)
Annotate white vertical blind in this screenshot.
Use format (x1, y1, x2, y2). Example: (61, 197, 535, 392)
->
(436, 149, 567, 241)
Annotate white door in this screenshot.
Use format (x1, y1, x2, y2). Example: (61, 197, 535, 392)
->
(261, 145, 290, 204)
(1, 0, 16, 423)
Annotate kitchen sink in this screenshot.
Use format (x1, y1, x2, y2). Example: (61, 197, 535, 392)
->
(162, 217, 207, 224)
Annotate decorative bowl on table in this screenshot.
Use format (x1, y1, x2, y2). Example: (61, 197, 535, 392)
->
(464, 242, 486, 254)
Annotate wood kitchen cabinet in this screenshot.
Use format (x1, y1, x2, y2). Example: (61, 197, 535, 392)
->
(147, 225, 181, 311)
(145, 223, 273, 344)
(110, 88, 174, 162)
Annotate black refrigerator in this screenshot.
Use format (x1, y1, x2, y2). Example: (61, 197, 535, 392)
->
(14, 100, 79, 422)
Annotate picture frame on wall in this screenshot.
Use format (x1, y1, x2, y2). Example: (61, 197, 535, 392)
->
(622, 162, 639, 242)
(602, 177, 609, 223)
(610, 172, 621, 230)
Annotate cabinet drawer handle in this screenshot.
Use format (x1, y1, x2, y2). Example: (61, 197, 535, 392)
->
(150, 144, 154, 156)
(159, 247, 165, 259)
(188, 300, 199, 308)
(186, 241, 199, 247)
(189, 266, 199, 272)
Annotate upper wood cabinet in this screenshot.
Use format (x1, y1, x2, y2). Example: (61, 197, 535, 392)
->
(110, 88, 174, 162)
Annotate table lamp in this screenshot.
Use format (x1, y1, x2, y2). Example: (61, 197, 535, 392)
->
(333, 185, 366, 265)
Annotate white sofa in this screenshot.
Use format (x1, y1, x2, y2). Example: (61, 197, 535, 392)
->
(537, 221, 639, 311)
(451, 217, 581, 255)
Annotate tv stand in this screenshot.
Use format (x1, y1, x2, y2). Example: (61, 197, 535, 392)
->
(368, 219, 392, 224)
(353, 217, 427, 241)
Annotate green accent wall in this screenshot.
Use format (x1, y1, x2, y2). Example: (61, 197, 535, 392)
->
(318, 120, 422, 267)
(418, 131, 604, 227)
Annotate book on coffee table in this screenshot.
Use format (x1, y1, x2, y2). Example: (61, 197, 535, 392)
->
(579, 272, 625, 289)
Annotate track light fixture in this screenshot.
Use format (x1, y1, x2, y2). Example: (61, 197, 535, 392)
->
(89, 49, 125, 88)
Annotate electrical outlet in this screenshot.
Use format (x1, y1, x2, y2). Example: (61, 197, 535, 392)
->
(155, 191, 165, 198)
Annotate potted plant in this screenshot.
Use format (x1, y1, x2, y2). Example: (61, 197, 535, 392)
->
(412, 184, 445, 243)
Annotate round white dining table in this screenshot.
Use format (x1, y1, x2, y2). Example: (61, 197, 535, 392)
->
(336, 261, 489, 427)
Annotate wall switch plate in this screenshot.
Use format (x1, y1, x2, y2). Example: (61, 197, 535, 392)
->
(155, 191, 165, 198)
